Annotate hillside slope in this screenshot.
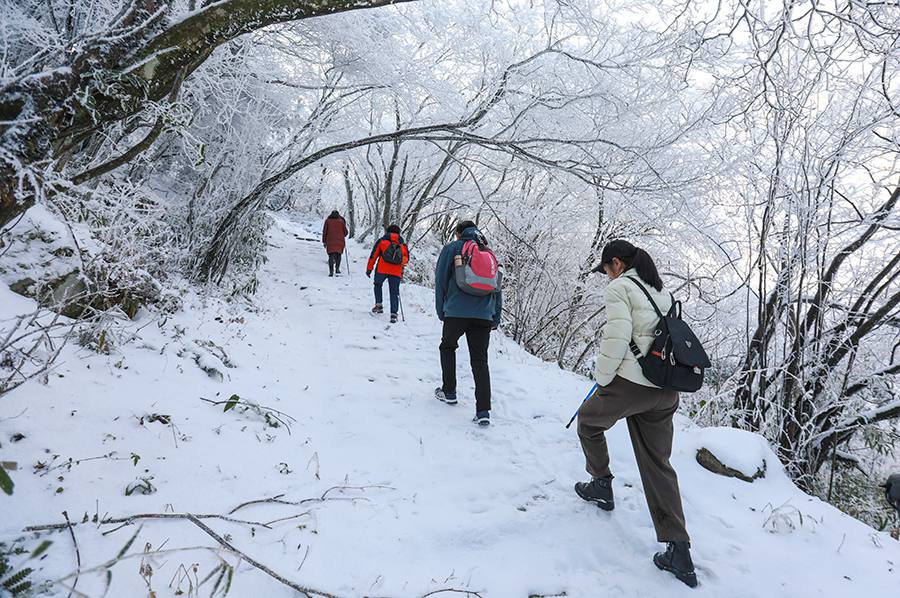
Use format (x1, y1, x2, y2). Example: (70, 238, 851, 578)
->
(2, 214, 898, 597)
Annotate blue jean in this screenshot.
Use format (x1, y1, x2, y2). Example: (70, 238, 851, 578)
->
(373, 272, 401, 314)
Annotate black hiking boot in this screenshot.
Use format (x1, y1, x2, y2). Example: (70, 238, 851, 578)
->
(390, 313, 398, 323)
(574, 476, 614, 511)
(372, 304, 383, 314)
(472, 410, 490, 427)
(654, 541, 698, 588)
(434, 387, 457, 405)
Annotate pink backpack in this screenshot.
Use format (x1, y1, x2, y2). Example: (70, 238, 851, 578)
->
(454, 240, 501, 296)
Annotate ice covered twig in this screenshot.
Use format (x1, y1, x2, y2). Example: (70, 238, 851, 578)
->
(24, 512, 280, 533)
(228, 484, 395, 514)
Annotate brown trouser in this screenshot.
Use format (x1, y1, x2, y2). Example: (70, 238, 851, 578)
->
(577, 375, 690, 543)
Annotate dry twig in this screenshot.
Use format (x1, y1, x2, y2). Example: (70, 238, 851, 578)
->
(229, 484, 394, 514)
(25, 512, 277, 533)
(421, 589, 485, 597)
(62, 511, 81, 598)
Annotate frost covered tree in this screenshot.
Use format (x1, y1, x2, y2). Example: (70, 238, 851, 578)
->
(2, 0, 899, 524)
(696, 1, 900, 489)
(0, 0, 419, 228)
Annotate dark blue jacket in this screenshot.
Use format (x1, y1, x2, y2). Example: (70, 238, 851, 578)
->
(435, 227, 502, 326)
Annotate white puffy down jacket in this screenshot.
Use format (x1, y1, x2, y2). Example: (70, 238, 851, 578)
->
(594, 270, 673, 388)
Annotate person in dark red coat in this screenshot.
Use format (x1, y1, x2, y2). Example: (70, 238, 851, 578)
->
(322, 210, 348, 276)
(366, 224, 409, 323)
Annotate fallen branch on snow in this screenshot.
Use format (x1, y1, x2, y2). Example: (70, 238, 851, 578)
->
(229, 484, 395, 514)
(27, 486, 400, 597)
(186, 514, 340, 598)
(24, 512, 280, 533)
(34, 515, 340, 598)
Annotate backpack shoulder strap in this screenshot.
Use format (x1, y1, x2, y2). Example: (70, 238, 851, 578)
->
(624, 277, 663, 360)
(629, 340, 643, 359)
(668, 292, 682, 318)
(624, 276, 664, 319)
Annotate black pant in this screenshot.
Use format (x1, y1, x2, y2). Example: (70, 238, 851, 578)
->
(328, 252, 342, 274)
(440, 317, 492, 412)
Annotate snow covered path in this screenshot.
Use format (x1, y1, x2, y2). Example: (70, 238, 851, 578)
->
(2, 215, 898, 597)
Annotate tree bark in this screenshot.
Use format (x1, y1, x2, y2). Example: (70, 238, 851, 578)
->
(343, 165, 356, 238)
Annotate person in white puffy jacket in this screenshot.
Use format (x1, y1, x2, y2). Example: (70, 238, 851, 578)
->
(574, 239, 698, 588)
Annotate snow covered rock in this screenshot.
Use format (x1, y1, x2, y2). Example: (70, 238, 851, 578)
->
(7, 277, 36, 296)
(1, 206, 86, 315)
(694, 427, 770, 482)
(2, 205, 164, 319)
(9, 269, 89, 318)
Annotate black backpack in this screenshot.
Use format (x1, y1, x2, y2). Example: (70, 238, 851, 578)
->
(626, 277, 711, 392)
(382, 237, 405, 265)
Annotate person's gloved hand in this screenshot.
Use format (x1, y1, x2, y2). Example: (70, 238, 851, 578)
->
(366, 270, 372, 278)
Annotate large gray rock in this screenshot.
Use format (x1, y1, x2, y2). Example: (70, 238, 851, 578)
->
(9, 278, 36, 296)
(9, 270, 89, 318)
(46, 271, 89, 318)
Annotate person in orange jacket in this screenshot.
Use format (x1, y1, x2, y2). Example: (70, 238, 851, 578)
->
(366, 224, 409, 323)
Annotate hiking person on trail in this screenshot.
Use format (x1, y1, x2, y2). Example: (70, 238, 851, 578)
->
(366, 224, 409, 324)
(575, 239, 698, 588)
(322, 210, 348, 277)
(433, 220, 502, 427)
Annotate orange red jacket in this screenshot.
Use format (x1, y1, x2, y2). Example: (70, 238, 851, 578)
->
(366, 232, 409, 277)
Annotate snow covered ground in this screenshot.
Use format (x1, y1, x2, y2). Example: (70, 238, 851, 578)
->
(2, 214, 898, 597)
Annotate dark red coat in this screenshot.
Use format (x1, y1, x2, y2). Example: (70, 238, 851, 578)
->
(322, 216, 348, 253)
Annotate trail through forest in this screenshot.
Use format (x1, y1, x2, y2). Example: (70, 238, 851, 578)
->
(2, 214, 899, 597)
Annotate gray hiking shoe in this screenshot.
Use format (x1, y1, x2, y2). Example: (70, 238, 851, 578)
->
(434, 387, 457, 405)
(472, 411, 490, 426)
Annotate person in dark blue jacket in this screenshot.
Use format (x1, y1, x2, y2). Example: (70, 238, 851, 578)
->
(886, 474, 900, 514)
(434, 220, 503, 426)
